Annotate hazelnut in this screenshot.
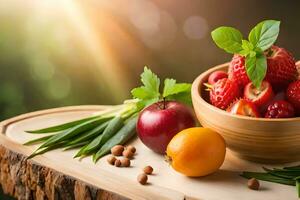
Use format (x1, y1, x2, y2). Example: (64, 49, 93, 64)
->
(114, 159, 121, 167)
(137, 173, 148, 185)
(143, 166, 153, 175)
(126, 145, 136, 154)
(122, 149, 134, 159)
(111, 145, 124, 156)
(120, 158, 131, 167)
(248, 178, 260, 190)
(107, 155, 116, 165)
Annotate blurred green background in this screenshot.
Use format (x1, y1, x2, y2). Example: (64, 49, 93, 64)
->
(0, 0, 300, 121)
(0, 0, 300, 199)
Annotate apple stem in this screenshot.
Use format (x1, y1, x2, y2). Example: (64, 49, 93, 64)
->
(163, 97, 166, 109)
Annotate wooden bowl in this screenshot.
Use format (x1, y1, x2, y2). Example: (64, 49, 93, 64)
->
(191, 62, 300, 164)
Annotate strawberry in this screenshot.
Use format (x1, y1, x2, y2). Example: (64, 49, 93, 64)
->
(244, 80, 274, 107)
(227, 99, 260, 118)
(265, 100, 295, 118)
(265, 46, 297, 89)
(286, 80, 300, 113)
(260, 91, 286, 114)
(297, 63, 300, 80)
(208, 71, 228, 85)
(228, 55, 250, 88)
(209, 78, 240, 110)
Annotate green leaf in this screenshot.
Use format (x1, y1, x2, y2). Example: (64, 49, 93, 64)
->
(241, 172, 296, 186)
(131, 87, 157, 100)
(248, 20, 280, 51)
(131, 67, 160, 101)
(249, 51, 256, 58)
(24, 134, 55, 145)
(262, 167, 300, 179)
(163, 78, 191, 98)
(63, 141, 90, 151)
(26, 115, 100, 133)
(38, 117, 111, 149)
(141, 67, 160, 92)
(242, 40, 254, 51)
(211, 27, 243, 54)
(239, 49, 250, 56)
(297, 180, 300, 198)
(27, 142, 65, 159)
(135, 97, 160, 109)
(243, 165, 300, 198)
(245, 53, 267, 88)
(166, 91, 192, 106)
(284, 165, 300, 170)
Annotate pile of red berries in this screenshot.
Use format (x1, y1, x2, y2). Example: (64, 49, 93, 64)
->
(206, 46, 300, 118)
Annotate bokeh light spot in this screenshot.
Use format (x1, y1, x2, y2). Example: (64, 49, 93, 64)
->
(140, 11, 177, 49)
(30, 58, 55, 81)
(183, 16, 208, 40)
(128, 0, 160, 36)
(47, 73, 71, 100)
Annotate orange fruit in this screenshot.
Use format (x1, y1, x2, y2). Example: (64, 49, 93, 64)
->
(166, 127, 226, 177)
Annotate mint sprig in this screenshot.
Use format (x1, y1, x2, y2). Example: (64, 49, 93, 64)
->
(211, 20, 280, 88)
(211, 27, 243, 54)
(131, 67, 192, 107)
(248, 20, 281, 51)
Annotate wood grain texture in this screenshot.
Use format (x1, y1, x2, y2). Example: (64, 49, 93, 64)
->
(192, 62, 300, 163)
(0, 106, 128, 200)
(0, 106, 299, 200)
(0, 144, 128, 200)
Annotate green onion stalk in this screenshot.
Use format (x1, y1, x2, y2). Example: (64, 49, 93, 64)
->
(242, 165, 300, 198)
(25, 99, 142, 161)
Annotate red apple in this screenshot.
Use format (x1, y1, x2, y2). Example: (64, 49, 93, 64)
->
(137, 101, 196, 154)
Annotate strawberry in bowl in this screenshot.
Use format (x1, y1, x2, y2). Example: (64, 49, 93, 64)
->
(191, 20, 300, 163)
(227, 99, 260, 118)
(244, 80, 274, 107)
(205, 19, 299, 118)
(286, 80, 300, 114)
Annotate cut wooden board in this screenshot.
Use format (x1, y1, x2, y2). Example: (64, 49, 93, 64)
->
(0, 106, 299, 200)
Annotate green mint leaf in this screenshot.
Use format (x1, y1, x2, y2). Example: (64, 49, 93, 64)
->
(245, 53, 267, 88)
(248, 20, 280, 51)
(249, 51, 256, 58)
(141, 66, 160, 94)
(239, 40, 255, 57)
(131, 87, 157, 99)
(131, 67, 193, 107)
(211, 27, 243, 54)
(166, 91, 192, 106)
(131, 67, 160, 100)
(242, 40, 254, 51)
(163, 78, 191, 98)
(239, 49, 250, 56)
(136, 98, 160, 109)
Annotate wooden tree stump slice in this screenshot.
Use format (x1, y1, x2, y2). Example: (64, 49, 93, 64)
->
(0, 106, 184, 200)
(0, 106, 299, 200)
